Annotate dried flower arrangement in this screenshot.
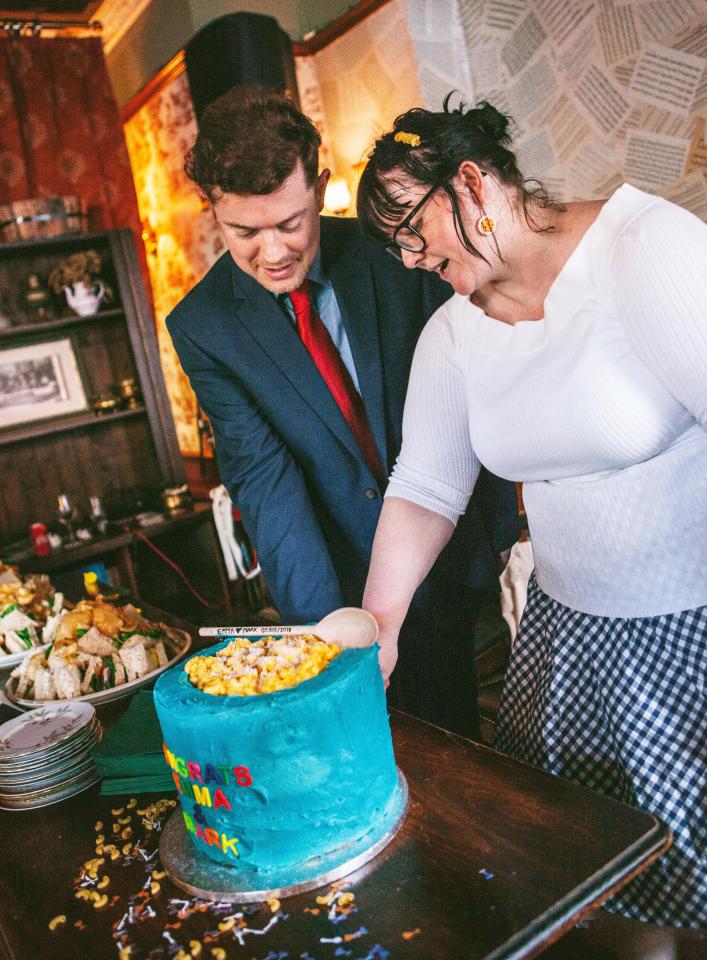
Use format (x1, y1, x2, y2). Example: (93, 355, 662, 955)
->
(48, 250, 103, 293)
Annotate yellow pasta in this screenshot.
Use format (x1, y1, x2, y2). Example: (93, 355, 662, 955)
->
(186, 634, 340, 696)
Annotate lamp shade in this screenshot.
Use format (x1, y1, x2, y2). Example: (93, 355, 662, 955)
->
(324, 177, 351, 215)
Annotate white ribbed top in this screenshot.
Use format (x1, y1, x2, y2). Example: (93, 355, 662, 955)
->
(387, 184, 707, 617)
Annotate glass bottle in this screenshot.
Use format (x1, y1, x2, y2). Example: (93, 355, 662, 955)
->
(23, 274, 51, 320)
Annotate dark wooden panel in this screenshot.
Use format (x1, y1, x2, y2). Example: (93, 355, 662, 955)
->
(72, 319, 138, 400)
(0, 408, 161, 544)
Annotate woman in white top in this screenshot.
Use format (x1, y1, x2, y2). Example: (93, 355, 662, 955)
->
(356, 99, 706, 929)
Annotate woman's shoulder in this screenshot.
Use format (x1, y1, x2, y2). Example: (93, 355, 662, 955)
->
(607, 184, 707, 278)
(606, 184, 705, 248)
(556, 184, 706, 295)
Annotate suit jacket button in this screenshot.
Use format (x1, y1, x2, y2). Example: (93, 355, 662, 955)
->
(364, 487, 378, 500)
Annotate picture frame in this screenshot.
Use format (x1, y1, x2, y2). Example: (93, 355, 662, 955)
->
(0, 337, 88, 431)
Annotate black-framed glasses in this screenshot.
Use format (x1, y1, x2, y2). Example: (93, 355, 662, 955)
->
(385, 181, 444, 261)
(384, 172, 487, 261)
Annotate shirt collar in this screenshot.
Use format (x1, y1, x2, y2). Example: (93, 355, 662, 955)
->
(277, 248, 328, 307)
(306, 248, 327, 287)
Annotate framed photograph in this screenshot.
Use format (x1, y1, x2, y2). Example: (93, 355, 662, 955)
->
(0, 337, 88, 431)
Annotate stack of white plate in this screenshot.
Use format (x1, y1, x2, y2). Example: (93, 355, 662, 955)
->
(0, 701, 102, 810)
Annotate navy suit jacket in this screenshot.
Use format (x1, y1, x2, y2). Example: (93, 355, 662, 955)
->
(167, 216, 519, 622)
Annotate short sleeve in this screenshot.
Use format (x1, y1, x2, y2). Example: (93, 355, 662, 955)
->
(386, 305, 480, 523)
(612, 198, 707, 429)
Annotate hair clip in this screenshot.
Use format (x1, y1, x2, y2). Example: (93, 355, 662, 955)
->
(394, 131, 421, 147)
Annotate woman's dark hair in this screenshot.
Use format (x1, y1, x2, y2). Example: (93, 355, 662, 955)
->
(185, 87, 321, 202)
(357, 95, 560, 262)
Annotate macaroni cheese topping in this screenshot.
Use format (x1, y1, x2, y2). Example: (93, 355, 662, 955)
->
(185, 634, 341, 696)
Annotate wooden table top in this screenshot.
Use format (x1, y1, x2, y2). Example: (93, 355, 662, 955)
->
(0, 706, 670, 960)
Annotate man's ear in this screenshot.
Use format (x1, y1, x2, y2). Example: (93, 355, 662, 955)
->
(316, 168, 331, 211)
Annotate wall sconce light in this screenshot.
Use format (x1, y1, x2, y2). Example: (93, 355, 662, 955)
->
(140, 218, 158, 257)
(324, 176, 351, 216)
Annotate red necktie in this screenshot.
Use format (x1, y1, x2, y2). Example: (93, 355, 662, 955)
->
(289, 281, 386, 487)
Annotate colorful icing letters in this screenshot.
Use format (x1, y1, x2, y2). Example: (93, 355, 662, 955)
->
(183, 811, 240, 859)
(162, 742, 253, 794)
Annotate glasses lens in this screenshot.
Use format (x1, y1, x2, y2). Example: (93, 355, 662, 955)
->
(395, 226, 425, 252)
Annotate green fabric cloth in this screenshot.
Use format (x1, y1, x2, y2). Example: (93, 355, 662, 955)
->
(92, 690, 174, 795)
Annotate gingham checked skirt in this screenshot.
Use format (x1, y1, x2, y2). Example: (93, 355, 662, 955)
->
(494, 574, 706, 928)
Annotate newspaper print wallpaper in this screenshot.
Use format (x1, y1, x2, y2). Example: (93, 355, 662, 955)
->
(123, 0, 705, 454)
(451, 0, 706, 219)
(305, 0, 705, 217)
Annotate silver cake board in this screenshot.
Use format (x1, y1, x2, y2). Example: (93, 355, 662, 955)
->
(159, 769, 408, 902)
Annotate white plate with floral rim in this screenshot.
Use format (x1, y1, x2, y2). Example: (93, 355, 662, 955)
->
(0, 701, 96, 761)
(3, 628, 191, 710)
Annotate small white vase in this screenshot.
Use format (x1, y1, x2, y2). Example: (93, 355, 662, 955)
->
(64, 279, 105, 316)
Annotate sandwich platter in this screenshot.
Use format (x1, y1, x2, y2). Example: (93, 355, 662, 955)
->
(4, 627, 191, 709)
(0, 642, 51, 676)
(0, 701, 102, 809)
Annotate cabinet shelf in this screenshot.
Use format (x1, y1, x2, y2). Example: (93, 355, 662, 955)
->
(0, 405, 147, 447)
(0, 308, 124, 340)
(11, 502, 215, 574)
(0, 229, 187, 597)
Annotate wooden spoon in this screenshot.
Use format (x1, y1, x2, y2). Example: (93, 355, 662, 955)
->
(198, 606, 379, 649)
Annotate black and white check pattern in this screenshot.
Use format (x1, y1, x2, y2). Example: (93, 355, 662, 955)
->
(495, 575, 706, 928)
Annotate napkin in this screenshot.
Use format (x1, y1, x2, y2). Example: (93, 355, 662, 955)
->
(92, 689, 174, 795)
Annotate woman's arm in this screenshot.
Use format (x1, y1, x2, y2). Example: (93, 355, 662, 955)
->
(363, 497, 455, 680)
(365, 304, 481, 680)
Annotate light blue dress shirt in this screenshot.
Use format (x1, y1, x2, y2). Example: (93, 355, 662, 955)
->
(280, 250, 361, 393)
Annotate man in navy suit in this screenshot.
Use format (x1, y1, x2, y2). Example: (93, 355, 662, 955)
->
(167, 88, 519, 737)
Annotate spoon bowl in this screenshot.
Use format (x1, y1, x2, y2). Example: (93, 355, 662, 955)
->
(313, 607, 379, 648)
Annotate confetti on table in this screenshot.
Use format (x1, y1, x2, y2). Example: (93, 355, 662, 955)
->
(359, 946, 390, 960)
(479, 868, 495, 879)
(49, 797, 407, 960)
(402, 927, 421, 940)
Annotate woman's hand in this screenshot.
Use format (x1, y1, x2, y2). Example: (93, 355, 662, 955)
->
(377, 631, 399, 688)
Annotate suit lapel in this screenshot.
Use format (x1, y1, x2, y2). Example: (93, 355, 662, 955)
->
(228, 256, 365, 466)
(322, 218, 388, 472)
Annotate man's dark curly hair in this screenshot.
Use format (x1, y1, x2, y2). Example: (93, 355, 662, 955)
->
(184, 87, 321, 202)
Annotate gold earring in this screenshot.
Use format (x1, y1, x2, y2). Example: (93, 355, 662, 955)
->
(477, 215, 495, 235)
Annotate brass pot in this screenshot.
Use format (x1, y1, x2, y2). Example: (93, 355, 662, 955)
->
(93, 392, 122, 415)
(160, 484, 193, 517)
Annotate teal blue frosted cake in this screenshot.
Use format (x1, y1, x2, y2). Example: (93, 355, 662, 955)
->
(153, 634, 405, 890)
